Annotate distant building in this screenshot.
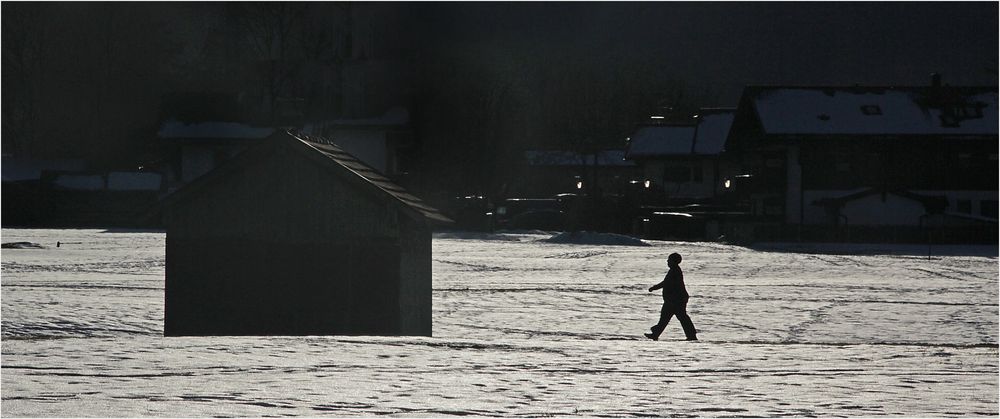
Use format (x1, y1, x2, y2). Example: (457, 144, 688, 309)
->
(2, 157, 84, 226)
(521, 149, 637, 198)
(157, 120, 275, 187)
(162, 130, 450, 336)
(1, 157, 87, 184)
(304, 107, 415, 178)
(1, 156, 164, 227)
(725, 78, 998, 240)
(624, 108, 737, 204)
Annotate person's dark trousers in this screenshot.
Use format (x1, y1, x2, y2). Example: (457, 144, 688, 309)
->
(649, 296, 697, 340)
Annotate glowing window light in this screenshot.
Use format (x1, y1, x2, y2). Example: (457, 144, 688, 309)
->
(643, 180, 651, 188)
(576, 181, 583, 189)
(724, 179, 732, 189)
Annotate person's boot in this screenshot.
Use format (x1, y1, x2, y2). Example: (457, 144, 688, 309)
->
(685, 328, 698, 341)
(681, 322, 698, 341)
(646, 325, 663, 340)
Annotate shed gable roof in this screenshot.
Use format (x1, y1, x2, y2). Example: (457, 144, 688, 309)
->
(161, 130, 451, 224)
(288, 131, 451, 223)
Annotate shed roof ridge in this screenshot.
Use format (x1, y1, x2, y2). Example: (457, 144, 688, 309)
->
(286, 130, 452, 224)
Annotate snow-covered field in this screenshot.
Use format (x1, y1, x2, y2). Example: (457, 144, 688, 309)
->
(2, 228, 997, 417)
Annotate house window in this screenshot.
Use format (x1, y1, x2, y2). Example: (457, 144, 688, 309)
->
(954, 103, 985, 119)
(663, 166, 691, 182)
(956, 199, 972, 214)
(941, 102, 987, 127)
(957, 153, 973, 168)
(860, 105, 882, 115)
(829, 152, 851, 173)
(981, 201, 998, 218)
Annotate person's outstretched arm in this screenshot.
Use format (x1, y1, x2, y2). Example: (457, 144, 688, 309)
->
(648, 276, 666, 292)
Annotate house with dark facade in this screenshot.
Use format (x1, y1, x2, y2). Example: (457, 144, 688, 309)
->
(162, 130, 450, 336)
(725, 78, 998, 242)
(624, 108, 737, 204)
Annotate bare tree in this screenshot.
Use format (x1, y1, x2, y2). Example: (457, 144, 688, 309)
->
(231, 3, 306, 124)
(1, 4, 186, 165)
(75, 3, 182, 167)
(1, 4, 48, 157)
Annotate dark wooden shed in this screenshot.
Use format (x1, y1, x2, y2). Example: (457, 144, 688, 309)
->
(162, 130, 450, 336)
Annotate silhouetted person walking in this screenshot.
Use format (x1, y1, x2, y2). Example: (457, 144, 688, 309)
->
(645, 252, 698, 341)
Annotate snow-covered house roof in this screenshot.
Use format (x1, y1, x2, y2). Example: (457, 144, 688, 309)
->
(329, 107, 409, 127)
(525, 150, 635, 167)
(1, 158, 87, 182)
(693, 109, 735, 155)
(625, 125, 696, 159)
(303, 107, 411, 135)
(625, 108, 736, 159)
(747, 86, 998, 136)
(813, 187, 948, 213)
(157, 120, 276, 140)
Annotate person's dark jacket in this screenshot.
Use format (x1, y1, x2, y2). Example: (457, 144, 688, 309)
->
(649, 265, 688, 300)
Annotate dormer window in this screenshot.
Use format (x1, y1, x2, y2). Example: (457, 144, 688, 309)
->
(860, 105, 882, 115)
(954, 103, 985, 119)
(941, 102, 986, 127)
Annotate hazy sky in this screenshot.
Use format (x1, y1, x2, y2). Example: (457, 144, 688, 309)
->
(408, 2, 998, 104)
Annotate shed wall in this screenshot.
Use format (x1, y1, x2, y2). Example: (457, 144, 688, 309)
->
(397, 216, 432, 336)
(165, 238, 400, 335)
(164, 142, 429, 336)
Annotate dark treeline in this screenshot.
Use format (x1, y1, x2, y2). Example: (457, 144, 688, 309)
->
(3, 3, 356, 167)
(3, 3, 182, 167)
(2, 2, 705, 197)
(3, 2, 997, 198)
(409, 3, 706, 195)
